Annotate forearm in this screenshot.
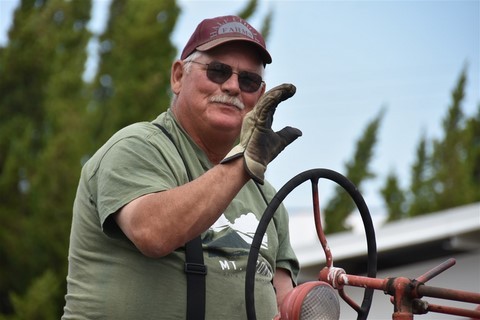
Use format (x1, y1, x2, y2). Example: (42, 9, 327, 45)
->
(115, 157, 249, 257)
(274, 268, 294, 309)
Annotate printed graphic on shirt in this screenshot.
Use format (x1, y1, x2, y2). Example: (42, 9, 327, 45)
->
(205, 212, 273, 279)
(210, 212, 268, 249)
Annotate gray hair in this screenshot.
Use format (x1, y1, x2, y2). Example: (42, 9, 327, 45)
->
(170, 51, 204, 106)
(182, 51, 204, 73)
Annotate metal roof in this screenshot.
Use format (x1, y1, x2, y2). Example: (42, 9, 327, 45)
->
(289, 202, 480, 271)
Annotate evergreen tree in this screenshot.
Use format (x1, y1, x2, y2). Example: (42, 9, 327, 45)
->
(87, 0, 180, 151)
(0, 0, 92, 314)
(463, 104, 480, 201)
(237, 0, 273, 41)
(238, 0, 258, 17)
(402, 68, 479, 219)
(406, 135, 437, 216)
(429, 68, 469, 210)
(381, 171, 406, 221)
(324, 108, 385, 233)
(24, 1, 92, 314)
(0, 270, 61, 320)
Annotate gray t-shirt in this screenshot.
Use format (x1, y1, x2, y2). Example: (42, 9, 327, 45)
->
(62, 109, 299, 319)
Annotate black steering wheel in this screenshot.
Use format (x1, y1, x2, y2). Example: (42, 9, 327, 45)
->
(245, 168, 377, 320)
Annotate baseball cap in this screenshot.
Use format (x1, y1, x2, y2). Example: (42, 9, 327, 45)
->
(180, 15, 272, 65)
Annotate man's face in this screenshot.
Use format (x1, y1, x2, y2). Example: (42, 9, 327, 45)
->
(173, 42, 266, 140)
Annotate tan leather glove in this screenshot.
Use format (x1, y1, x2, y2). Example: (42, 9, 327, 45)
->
(221, 83, 302, 184)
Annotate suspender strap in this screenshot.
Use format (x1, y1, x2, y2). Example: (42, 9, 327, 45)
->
(185, 237, 207, 320)
(153, 123, 206, 320)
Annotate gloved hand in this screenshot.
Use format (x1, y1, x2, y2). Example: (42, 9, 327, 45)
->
(221, 83, 302, 184)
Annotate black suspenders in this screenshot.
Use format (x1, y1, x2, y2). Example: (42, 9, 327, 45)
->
(153, 123, 206, 320)
(153, 122, 271, 319)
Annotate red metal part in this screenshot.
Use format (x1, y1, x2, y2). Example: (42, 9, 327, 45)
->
(389, 277, 415, 320)
(424, 302, 480, 319)
(311, 179, 333, 268)
(417, 284, 480, 304)
(318, 262, 480, 319)
(415, 258, 456, 283)
(307, 169, 479, 319)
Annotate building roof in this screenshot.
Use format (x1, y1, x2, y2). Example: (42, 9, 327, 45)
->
(289, 202, 480, 280)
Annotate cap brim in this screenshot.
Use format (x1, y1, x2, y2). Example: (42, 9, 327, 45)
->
(196, 37, 272, 65)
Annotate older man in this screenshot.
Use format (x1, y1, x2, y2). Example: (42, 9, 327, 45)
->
(63, 15, 301, 319)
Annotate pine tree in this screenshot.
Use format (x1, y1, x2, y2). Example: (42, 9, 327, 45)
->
(324, 108, 385, 233)
(429, 68, 470, 211)
(404, 68, 479, 218)
(406, 135, 437, 216)
(463, 104, 480, 201)
(0, 0, 92, 314)
(87, 0, 180, 151)
(381, 171, 406, 221)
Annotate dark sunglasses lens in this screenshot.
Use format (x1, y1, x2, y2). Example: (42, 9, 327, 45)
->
(238, 72, 262, 93)
(206, 62, 232, 84)
(205, 61, 262, 93)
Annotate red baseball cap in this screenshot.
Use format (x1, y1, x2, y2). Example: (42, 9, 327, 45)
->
(180, 15, 272, 65)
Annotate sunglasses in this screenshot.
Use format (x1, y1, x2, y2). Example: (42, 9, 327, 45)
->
(188, 60, 264, 93)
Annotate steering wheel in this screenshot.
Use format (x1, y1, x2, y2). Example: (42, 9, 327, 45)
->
(245, 168, 377, 320)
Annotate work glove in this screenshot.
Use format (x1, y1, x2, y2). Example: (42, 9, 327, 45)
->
(221, 83, 302, 184)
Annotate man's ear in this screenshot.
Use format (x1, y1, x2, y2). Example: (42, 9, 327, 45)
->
(171, 60, 184, 95)
(260, 82, 266, 96)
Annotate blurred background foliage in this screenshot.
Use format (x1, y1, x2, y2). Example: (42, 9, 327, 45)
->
(0, 0, 478, 318)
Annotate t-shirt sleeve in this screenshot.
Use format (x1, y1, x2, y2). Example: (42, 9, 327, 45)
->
(273, 203, 300, 285)
(92, 133, 187, 237)
(260, 181, 300, 284)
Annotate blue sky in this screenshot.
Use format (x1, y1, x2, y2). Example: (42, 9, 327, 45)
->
(1, 0, 479, 221)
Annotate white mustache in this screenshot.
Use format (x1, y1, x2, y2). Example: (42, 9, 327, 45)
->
(209, 95, 245, 110)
